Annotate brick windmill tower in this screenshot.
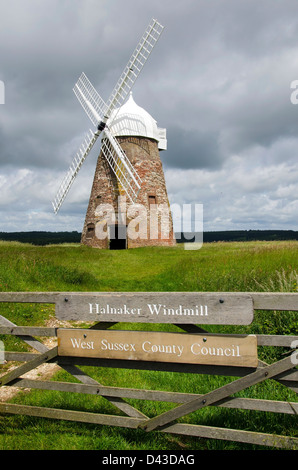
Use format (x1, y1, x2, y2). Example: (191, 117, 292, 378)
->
(52, 19, 175, 249)
(81, 92, 175, 249)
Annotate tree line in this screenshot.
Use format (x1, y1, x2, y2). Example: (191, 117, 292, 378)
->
(0, 230, 298, 246)
(177, 230, 298, 243)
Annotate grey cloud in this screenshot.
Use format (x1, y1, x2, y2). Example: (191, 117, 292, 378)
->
(0, 0, 298, 232)
(163, 127, 222, 170)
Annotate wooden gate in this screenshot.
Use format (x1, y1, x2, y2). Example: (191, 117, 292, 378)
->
(0, 291, 297, 449)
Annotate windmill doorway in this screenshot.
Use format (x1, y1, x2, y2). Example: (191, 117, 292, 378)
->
(109, 224, 127, 250)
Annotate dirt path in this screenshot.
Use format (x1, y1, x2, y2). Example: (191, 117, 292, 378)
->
(0, 317, 72, 402)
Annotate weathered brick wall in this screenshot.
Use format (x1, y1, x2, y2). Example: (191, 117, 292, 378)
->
(81, 136, 175, 249)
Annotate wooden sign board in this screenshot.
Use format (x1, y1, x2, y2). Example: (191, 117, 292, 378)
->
(55, 292, 254, 325)
(57, 329, 258, 368)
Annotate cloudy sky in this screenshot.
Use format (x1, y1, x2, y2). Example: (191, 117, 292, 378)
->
(0, 0, 298, 233)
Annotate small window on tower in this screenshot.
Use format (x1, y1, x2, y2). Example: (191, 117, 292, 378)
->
(148, 195, 157, 206)
(86, 223, 95, 238)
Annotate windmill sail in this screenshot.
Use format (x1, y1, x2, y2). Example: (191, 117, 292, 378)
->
(52, 18, 163, 213)
(52, 130, 99, 214)
(101, 128, 141, 202)
(105, 19, 164, 117)
(72, 18, 164, 127)
(73, 73, 107, 128)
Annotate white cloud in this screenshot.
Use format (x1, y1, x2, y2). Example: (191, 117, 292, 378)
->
(165, 136, 298, 231)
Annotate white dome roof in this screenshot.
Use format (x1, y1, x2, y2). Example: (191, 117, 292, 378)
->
(107, 93, 167, 150)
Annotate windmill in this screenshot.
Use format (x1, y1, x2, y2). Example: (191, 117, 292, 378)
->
(52, 19, 164, 215)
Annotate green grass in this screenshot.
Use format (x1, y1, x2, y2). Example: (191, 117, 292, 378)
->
(0, 239, 297, 450)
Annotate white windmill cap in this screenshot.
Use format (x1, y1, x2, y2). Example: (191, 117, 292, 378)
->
(108, 92, 167, 150)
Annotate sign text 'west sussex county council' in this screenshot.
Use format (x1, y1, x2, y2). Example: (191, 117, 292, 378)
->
(57, 329, 258, 367)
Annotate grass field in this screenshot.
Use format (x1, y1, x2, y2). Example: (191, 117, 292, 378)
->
(0, 239, 297, 450)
